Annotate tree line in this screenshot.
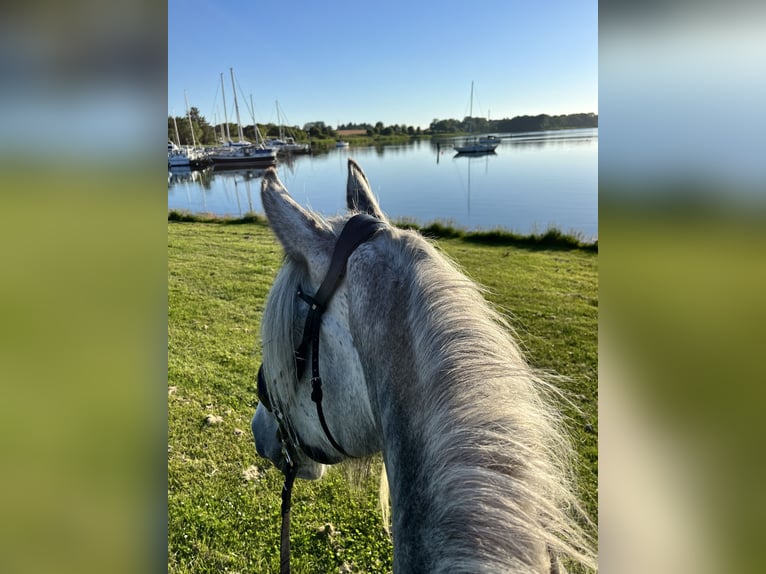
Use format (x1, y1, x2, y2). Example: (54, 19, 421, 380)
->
(336, 122, 424, 136)
(168, 109, 348, 146)
(428, 112, 597, 134)
(168, 108, 597, 147)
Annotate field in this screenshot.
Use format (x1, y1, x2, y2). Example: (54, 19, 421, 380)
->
(168, 219, 598, 573)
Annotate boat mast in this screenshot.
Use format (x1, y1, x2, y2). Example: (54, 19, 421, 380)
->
(220, 73, 231, 142)
(214, 112, 224, 144)
(230, 68, 245, 143)
(171, 110, 181, 147)
(250, 94, 261, 145)
(276, 100, 284, 140)
(184, 90, 197, 148)
(468, 80, 474, 135)
(469, 80, 474, 118)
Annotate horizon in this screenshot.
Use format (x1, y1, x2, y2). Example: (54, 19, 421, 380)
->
(168, 1, 597, 130)
(168, 110, 598, 131)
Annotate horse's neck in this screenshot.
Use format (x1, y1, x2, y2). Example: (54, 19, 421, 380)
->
(352, 270, 551, 572)
(346, 236, 566, 571)
(373, 346, 552, 573)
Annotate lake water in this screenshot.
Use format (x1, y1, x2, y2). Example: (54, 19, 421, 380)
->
(168, 128, 598, 240)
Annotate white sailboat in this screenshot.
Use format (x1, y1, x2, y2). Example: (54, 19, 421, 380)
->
(207, 68, 277, 167)
(265, 101, 310, 154)
(168, 96, 210, 169)
(454, 81, 499, 155)
(168, 112, 190, 168)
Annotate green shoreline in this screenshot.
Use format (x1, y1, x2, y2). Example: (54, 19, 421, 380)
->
(168, 209, 598, 252)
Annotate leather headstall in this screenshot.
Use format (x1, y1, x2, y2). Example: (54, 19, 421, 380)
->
(258, 213, 387, 464)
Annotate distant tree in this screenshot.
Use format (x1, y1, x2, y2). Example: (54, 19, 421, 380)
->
(429, 118, 460, 133)
(168, 114, 203, 146)
(169, 107, 220, 145)
(302, 121, 337, 139)
(200, 125, 216, 145)
(188, 107, 202, 124)
(303, 121, 327, 132)
(471, 117, 489, 133)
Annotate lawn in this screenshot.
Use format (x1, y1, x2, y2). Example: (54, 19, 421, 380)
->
(168, 220, 597, 573)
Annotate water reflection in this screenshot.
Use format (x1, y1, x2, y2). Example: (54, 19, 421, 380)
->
(168, 166, 266, 216)
(453, 152, 496, 217)
(168, 166, 201, 186)
(168, 128, 598, 238)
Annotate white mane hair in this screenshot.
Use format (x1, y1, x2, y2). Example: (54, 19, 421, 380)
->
(393, 230, 596, 571)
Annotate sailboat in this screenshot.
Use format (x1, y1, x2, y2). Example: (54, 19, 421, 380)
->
(454, 81, 500, 155)
(168, 95, 211, 169)
(265, 101, 310, 154)
(207, 68, 277, 168)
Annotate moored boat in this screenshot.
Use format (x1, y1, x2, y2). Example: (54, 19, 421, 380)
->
(454, 139, 499, 154)
(207, 143, 277, 167)
(454, 82, 500, 155)
(479, 135, 501, 145)
(265, 136, 310, 155)
(266, 101, 311, 154)
(207, 68, 277, 167)
(168, 141, 211, 168)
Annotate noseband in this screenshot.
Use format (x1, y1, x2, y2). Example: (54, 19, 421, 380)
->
(257, 213, 386, 574)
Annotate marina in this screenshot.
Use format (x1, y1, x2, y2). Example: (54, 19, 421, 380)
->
(169, 128, 598, 240)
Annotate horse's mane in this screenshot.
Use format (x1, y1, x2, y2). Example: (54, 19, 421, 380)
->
(395, 229, 596, 572)
(261, 217, 597, 572)
(260, 256, 312, 407)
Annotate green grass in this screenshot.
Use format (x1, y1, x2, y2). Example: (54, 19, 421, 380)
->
(403, 220, 597, 251)
(168, 209, 597, 251)
(168, 221, 597, 573)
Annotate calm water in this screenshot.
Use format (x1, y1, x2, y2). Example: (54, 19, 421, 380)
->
(168, 128, 597, 239)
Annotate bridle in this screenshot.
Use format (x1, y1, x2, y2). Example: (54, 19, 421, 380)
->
(256, 213, 387, 574)
(257, 213, 387, 464)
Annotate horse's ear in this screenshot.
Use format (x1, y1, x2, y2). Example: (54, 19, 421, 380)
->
(261, 167, 335, 266)
(346, 159, 386, 221)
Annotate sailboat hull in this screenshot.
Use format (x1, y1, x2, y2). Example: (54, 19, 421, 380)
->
(453, 82, 500, 155)
(207, 145, 277, 166)
(454, 141, 499, 154)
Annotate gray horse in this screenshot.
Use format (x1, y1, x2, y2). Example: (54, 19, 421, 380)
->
(252, 159, 596, 573)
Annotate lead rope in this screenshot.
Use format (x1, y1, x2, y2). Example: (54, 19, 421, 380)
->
(280, 462, 298, 574)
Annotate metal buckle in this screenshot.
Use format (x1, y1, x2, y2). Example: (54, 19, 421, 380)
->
(280, 440, 293, 467)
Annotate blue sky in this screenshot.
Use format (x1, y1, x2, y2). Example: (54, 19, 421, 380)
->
(168, 0, 597, 129)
